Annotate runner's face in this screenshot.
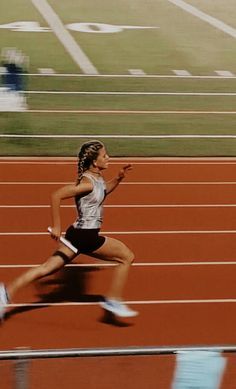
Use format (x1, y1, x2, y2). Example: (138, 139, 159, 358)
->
(95, 147, 109, 170)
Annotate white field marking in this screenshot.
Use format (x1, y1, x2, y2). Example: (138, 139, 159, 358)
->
(3, 134, 236, 139)
(167, 0, 236, 39)
(31, 0, 98, 74)
(1, 261, 236, 268)
(1, 204, 236, 209)
(21, 73, 236, 79)
(2, 230, 236, 236)
(38, 68, 55, 74)
(5, 298, 236, 308)
(26, 109, 236, 114)
(25, 91, 236, 96)
(173, 70, 192, 76)
(215, 71, 234, 77)
(129, 69, 146, 75)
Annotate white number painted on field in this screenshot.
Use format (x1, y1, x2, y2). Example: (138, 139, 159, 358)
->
(0, 21, 50, 32)
(0, 21, 159, 34)
(66, 22, 159, 34)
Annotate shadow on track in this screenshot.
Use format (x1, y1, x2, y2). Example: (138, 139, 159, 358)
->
(5, 266, 134, 327)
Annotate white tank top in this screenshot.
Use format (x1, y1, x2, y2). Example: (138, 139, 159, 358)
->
(74, 173, 106, 229)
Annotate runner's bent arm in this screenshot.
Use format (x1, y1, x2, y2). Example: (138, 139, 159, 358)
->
(50, 180, 93, 240)
(106, 164, 132, 195)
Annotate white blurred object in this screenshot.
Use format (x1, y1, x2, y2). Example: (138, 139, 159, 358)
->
(172, 350, 227, 389)
(1, 47, 29, 68)
(0, 87, 27, 111)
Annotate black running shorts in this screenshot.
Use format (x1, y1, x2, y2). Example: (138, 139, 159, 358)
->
(65, 225, 106, 254)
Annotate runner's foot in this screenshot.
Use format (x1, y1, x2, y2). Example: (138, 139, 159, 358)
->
(100, 298, 138, 318)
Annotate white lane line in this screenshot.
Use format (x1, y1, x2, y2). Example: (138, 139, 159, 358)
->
(19, 73, 236, 79)
(131, 299, 236, 305)
(133, 261, 236, 266)
(25, 91, 236, 96)
(1, 181, 236, 185)
(26, 109, 236, 114)
(3, 134, 236, 139)
(1, 230, 236, 236)
(0, 156, 234, 161)
(5, 298, 236, 308)
(122, 182, 236, 185)
(168, 0, 236, 39)
(1, 261, 236, 268)
(1, 204, 236, 209)
(0, 181, 73, 184)
(31, 0, 98, 74)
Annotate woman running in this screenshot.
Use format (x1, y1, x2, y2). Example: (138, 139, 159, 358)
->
(0, 140, 138, 320)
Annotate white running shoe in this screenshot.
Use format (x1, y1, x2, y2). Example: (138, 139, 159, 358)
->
(100, 299, 138, 318)
(0, 283, 9, 320)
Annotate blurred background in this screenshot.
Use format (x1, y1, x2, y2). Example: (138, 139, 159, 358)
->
(1, 0, 236, 157)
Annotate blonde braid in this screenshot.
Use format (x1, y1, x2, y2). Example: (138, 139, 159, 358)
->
(76, 140, 104, 184)
(77, 150, 89, 184)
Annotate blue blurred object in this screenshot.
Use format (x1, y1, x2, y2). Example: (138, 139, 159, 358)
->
(2, 62, 24, 91)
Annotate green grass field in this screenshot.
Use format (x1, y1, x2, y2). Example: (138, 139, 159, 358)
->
(1, 0, 236, 156)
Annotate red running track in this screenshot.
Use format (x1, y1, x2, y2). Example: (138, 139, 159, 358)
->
(1, 158, 236, 388)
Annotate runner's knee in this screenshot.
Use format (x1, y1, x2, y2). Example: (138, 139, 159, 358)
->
(119, 249, 135, 265)
(128, 250, 135, 264)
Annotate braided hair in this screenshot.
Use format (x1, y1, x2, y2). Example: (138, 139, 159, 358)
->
(77, 140, 104, 184)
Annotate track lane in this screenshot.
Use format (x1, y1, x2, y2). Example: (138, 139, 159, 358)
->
(0, 233, 236, 264)
(1, 304, 236, 350)
(1, 265, 236, 302)
(28, 355, 174, 389)
(1, 207, 236, 232)
(1, 159, 236, 182)
(2, 183, 236, 205)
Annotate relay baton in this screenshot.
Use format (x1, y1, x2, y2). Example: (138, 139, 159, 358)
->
(47, 227, 78, 254)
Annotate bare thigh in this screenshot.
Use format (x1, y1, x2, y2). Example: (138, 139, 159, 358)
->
(89, 237, 134, 264)
(40, 243, 76, 274)
(7, 243, 77, 298)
